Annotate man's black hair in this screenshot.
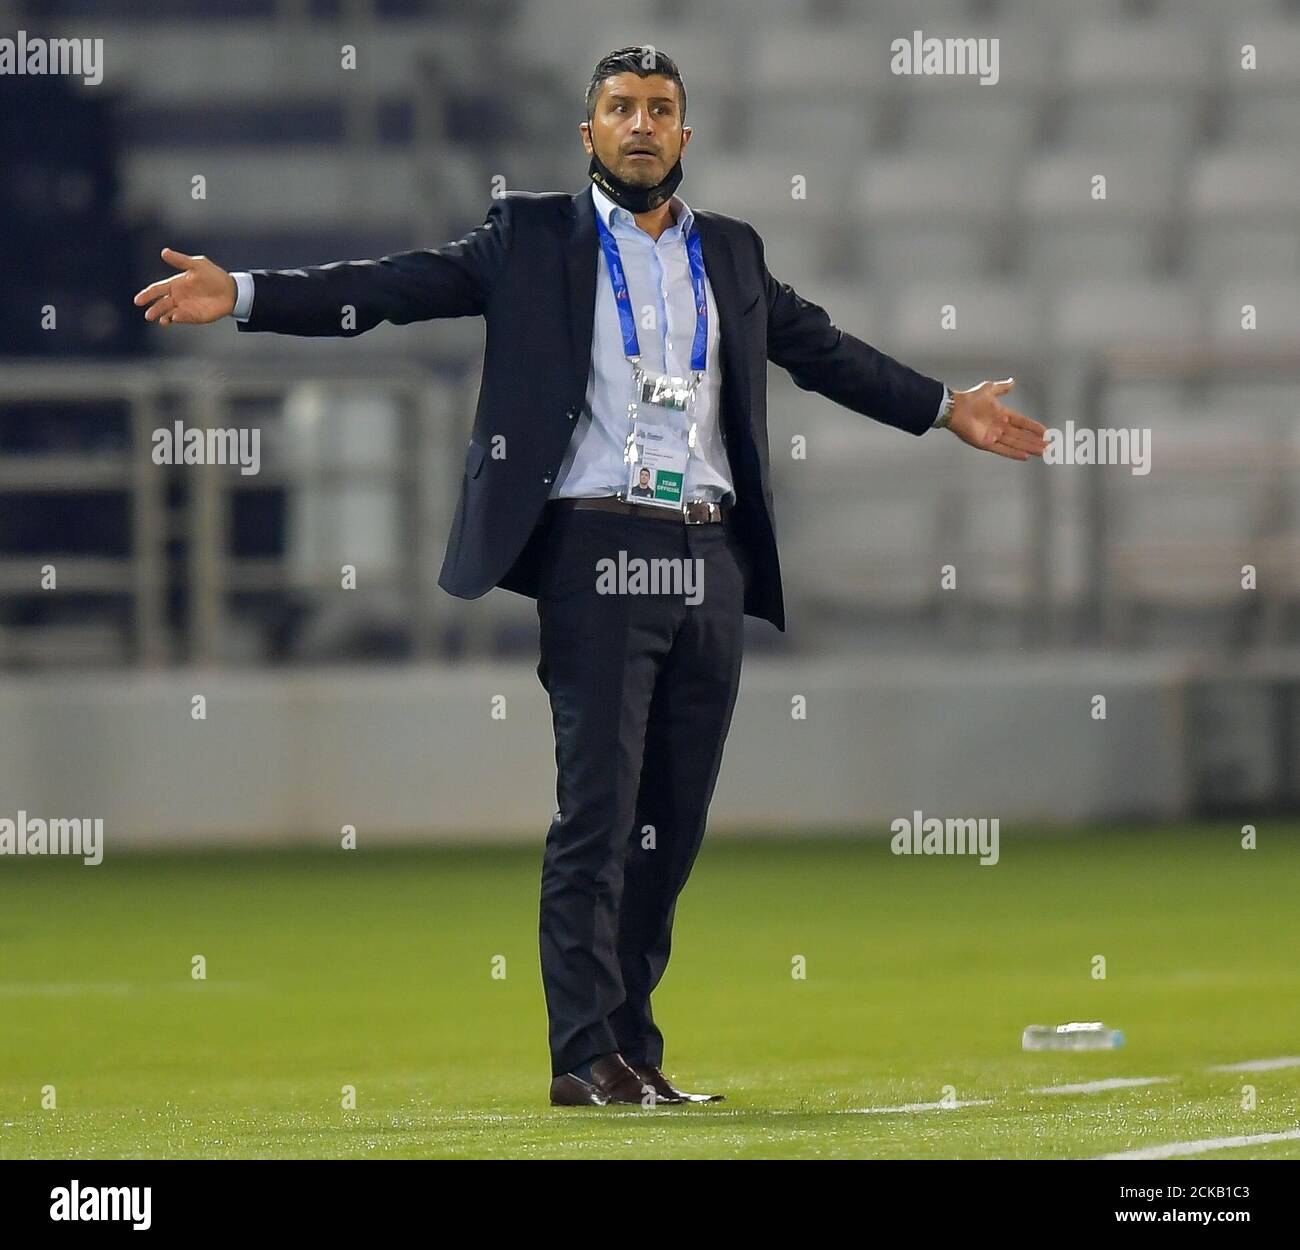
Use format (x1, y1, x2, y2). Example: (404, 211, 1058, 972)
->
(585, 45, 687, 124)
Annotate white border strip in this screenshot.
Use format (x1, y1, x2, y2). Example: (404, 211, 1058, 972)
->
(842, 1099, 994, 1114)
(1031, 1076, 1172, 1095)
(1097, 1128, 1300, 1160)
(1209, 1057, 1300, 1073)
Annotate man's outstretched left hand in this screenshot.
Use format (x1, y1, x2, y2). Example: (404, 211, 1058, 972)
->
(946, 378, 1048, 462)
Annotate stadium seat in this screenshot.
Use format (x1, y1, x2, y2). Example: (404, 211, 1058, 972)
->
(1187, 149, 1300, 278)
(1051, 279, 1206, 352)
(121, 147, 478, 230)
(1209, 281, 1300, 349)
(855, 154, 1012, 281)
(1022, 153, 1179, 281)
(891, 280, 1046, 359)
(900, 94, 1041, 159)
(1220, 21, 1300, 143)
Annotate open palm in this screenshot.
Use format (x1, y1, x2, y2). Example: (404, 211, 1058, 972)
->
(947, 378, 1048, 461)
(132, 248, 237, 325)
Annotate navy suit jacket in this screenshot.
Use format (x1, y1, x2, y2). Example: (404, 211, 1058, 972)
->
(236, 187, 944, 631)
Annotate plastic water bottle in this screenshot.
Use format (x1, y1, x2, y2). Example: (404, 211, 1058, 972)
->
(1022, 1021, 1125, 1051)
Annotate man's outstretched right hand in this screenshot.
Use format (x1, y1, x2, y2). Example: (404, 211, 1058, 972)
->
(133, 248, 237, 325)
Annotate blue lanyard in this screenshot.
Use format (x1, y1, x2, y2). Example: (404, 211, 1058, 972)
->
(594, 210, 709, 374)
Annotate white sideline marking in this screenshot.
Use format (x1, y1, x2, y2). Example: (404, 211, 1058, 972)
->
(0, 982, 133, 995)
(1209, 1057, 1300, 1073)
(0, 982, 255, 996)
(1097, 1128, 1300, 1160)
(843, 1099, 993, 1114)
(1031, 1077, 1172, 1095)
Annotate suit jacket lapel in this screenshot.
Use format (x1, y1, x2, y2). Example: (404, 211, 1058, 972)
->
(694, 211, 752, 438)
(563, 189, 598, 392)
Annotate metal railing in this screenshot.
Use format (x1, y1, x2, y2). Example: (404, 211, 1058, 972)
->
(1081, 347, 1300, 646)
(0, 359, 465, 666)
(3, 347, 1299, 666)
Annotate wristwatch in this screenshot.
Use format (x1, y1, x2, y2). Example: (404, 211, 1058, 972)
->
(935, 385, 956, 429)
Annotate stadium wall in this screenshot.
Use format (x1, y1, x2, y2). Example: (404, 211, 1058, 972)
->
(0, 656, 1212, 848)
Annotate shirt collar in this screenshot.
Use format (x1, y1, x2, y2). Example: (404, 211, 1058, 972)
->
(590, 181, 694, 237)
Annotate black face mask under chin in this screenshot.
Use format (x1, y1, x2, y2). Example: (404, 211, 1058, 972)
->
(588, 148, 683, 214)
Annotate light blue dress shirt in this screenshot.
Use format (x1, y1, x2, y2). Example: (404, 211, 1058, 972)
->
(551, 183, 733, 505)
(231, 270, 255, 321)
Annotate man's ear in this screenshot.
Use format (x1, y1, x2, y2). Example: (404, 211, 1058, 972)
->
(680, 125, 692, 153)
(579, 120, 594, 156)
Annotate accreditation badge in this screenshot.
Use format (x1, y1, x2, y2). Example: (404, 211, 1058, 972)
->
(625, 421, 689, 509)
(594, 211, 711, 513)
(636, 369, 694, 413)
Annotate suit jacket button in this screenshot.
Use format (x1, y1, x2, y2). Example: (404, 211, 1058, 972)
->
(566, 408, 577, 420)
(542, 473, 552, 484)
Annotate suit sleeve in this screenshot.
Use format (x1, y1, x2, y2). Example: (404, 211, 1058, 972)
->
(751, 224, 944, 436)
(235, 198, 512, 336)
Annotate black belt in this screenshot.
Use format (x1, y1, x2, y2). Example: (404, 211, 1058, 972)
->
(549, 496, 729, 525)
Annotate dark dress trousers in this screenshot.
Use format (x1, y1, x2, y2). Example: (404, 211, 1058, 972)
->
(236, 187, 944, 1076)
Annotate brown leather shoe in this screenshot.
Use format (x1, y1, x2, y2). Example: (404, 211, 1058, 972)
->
(549, 1052, 683, 1106)
(628, 1061, 725, 1103)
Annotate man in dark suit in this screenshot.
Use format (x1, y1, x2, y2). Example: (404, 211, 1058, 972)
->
(134, 46, 1047, 1108)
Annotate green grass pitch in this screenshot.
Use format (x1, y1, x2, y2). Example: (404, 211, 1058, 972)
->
(1, 826, 1297, 1159)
